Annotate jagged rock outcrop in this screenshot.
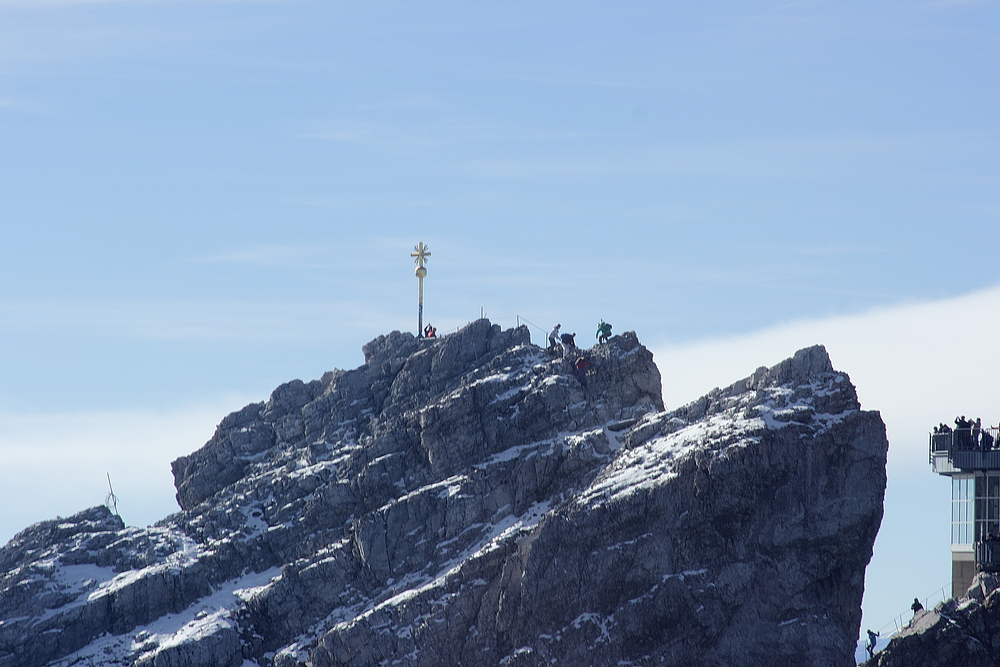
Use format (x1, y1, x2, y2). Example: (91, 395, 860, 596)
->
(0, 321, 888, 667)
(866, 573, 1000, 667)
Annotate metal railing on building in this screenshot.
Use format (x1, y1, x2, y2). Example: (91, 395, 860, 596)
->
(976, 539, 1000, 572)
(929, 428, 1000, 470)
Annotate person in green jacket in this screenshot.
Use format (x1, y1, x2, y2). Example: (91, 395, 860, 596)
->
(596, 321, 612, 344)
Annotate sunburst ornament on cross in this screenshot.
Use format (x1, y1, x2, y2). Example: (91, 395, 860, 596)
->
(411, 242, 431, 336)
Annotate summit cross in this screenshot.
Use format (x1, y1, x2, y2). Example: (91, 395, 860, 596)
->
(411, 242, 431, 337)
(411, 242, 431, 268)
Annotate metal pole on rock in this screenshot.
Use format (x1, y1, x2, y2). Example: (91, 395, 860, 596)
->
(411, 242, 430, 336)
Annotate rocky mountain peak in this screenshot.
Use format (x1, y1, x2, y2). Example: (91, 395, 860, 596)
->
(0, 324, 886, 667)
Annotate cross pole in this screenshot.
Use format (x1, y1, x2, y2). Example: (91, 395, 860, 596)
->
(411, 242, 431, 336)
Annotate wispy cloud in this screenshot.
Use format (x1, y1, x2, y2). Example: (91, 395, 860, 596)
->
(0, 97, 52, 115)
(355, 95, 451, 113)
(191, 245, 326, 266)
(496, 72, 663, 91)
(462, 131, 998, 180)
(306, 121, 438, 149)
(653, 283, 1000, 467)
(920, 0, 996, 8)
(624, 204, 709, 222)
(304, 116, 618, 155)
(0, 298, 408, 343)
(0, 0, 286, 6)
(789, 244, 901, 257)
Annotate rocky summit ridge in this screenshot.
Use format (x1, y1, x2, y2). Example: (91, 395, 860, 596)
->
(0, 320, 888, 667)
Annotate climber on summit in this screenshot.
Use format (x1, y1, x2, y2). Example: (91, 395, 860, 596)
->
(596, 320, 612, 344)
(911, 597, 923, 615)
(548, 324, 561, 352)
(866, 630, 879, 659)
(423, 324, 437, 338)
(560, 332, 576, 358)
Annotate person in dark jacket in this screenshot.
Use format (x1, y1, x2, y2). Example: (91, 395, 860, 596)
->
(560, 332, 576, 357)
(866, 630, 879, 659)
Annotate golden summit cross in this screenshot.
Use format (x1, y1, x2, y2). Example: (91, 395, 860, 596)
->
(411, 242, 431, 268)
(411, 242, 431, 337)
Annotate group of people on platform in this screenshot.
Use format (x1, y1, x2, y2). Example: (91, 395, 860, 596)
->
(546, 321, 614, 387)
(934, 416, 997, 451)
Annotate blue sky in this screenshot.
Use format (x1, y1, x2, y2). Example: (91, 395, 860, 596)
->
(1, 0, 999, 647)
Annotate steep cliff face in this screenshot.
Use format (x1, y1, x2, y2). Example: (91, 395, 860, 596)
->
(0, 321, 887, 667)
(867, 573, 1000, 667)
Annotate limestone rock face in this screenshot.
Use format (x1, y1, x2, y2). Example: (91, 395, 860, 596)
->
(0, 322, 887, 667)
(867, 573, 1000, 667)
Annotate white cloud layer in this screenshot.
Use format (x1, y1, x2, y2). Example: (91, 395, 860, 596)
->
(654, 284, 1000, 473)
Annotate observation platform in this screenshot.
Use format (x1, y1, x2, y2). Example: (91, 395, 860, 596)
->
(929, 428, 1000, 474)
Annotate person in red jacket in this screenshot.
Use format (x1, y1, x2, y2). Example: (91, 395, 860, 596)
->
(574, 356, 592, 386)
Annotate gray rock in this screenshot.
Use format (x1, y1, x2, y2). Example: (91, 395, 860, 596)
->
(134, 624, 242, 667)
(0, 323, 886, 667)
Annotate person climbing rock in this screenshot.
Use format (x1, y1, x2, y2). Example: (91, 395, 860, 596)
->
(866, 629, 879, 659)
(596, 320, 612, 344)
(548, 324, 561, 352)
(560, 332, 577, 358)
(574, 356, 592, 386)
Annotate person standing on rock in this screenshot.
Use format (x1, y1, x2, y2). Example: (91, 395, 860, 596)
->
(548, 324, 561, 352)
(866, 630, 879, 659)
(911, 597, 923, 615)
(596, 320, 612, 344)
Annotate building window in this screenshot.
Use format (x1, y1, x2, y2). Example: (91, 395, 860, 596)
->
(953, 476, 974, 544)
(976, 474, 1000, 541)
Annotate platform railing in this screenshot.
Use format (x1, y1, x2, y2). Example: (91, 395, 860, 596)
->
(976, 539, 1000, 572)
(929, 428, 1000, 470)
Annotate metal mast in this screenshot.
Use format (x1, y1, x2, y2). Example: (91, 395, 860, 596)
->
(411, 242, 431, 336)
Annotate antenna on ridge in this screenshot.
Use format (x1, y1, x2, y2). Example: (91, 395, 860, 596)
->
(106, 472, 120, 517)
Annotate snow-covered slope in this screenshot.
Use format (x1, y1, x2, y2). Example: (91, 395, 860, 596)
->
(0, 321, 887, 667)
